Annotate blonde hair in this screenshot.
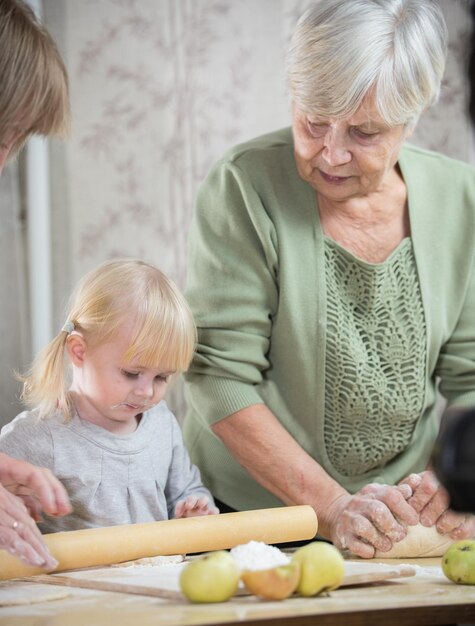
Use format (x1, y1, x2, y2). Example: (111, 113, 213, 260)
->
(286, 0, 447, 127)
(0, 0, 70, 157)
(21, 259, 196, 419)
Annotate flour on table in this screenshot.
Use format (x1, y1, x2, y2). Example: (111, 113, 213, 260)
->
(112, 554, 185, 567)
(0, 583, 70, 606)
(374, 523, 454, 558)
(230, 541, 290, 571)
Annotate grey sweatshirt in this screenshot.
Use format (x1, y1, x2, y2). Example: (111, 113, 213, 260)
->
(0, 402, 214, 533)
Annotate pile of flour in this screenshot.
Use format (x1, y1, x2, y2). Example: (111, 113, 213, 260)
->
(230, 541, 290, 571)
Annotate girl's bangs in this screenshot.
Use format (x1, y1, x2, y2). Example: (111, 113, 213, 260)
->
(123, 311, 195, 373)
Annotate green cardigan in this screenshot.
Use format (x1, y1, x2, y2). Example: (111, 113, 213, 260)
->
(184, 127, 475, 511)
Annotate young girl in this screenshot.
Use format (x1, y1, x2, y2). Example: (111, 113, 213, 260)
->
(0, 259, 218, 533)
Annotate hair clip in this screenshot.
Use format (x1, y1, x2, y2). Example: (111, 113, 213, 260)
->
(61, 321, 75, 334)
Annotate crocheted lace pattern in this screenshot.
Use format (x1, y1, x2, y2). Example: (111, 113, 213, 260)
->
(323, 237, 426, 477)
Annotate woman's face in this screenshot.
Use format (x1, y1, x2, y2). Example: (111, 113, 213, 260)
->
(292, 96, 412, 203)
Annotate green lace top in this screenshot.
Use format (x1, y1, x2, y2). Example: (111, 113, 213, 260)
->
(324, 237, 426, 477)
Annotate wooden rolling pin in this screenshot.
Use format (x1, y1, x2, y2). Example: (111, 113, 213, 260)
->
(0, 505, 317, 581)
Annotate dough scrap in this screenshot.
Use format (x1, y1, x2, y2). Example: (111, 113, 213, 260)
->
(374, 523, 454, 558)
(112, 554, 185, 567)
(0, 583, 70, 606)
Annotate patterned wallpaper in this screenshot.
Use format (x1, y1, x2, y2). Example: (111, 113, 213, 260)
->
(52, 1, 299, 283)
(36, 0, 473, 421)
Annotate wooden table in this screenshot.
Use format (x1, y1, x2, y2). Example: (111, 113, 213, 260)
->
(0, 557, 474, 626)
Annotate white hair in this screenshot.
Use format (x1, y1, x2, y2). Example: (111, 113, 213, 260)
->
(286, 0, 447, 127)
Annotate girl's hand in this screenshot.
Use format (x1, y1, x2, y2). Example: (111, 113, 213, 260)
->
(400, 471, 475, 539)
(328, 483, 419, 558)
(174, 495, 219, 518)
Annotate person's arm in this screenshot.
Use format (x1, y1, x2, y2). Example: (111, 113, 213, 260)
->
(212, 403, 419, 558)
(0, 454, 71, 569)
(163, 414, 218, 519)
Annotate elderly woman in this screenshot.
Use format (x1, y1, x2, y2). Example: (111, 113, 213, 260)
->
(0, 0, 71, 567)
(184, 0, 475, 558)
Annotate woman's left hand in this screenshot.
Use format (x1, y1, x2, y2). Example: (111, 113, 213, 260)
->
(174, 495, 219, 519)
(400, 470, 475, 539)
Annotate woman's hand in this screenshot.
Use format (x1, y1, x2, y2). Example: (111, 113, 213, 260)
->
(0, 454, 72, 569)
(400, 471, 475, 539)
(0, 454, 71, 521)
(174, 495, 220, 519)
(0, 482, 59, 569)
(328, 483, 419, 558)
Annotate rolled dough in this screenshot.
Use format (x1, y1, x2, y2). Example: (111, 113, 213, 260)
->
(374, 523, 454, 558)
(0, 583, 69, 606)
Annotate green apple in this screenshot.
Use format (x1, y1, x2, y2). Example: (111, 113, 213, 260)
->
(292, 541, 345, 597)
(241, 561, 301, 600)
(442, 539, 475, 585)
(179, 551, 240, 603)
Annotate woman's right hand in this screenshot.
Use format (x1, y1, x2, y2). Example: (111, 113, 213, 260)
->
(0, 483, 58, 569)
(327, 483, 420, 558)
(0, 453, 71, 521)
(0, 454, 72, 569)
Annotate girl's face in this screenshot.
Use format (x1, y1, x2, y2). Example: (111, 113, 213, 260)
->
(67, 327, 174, 434)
